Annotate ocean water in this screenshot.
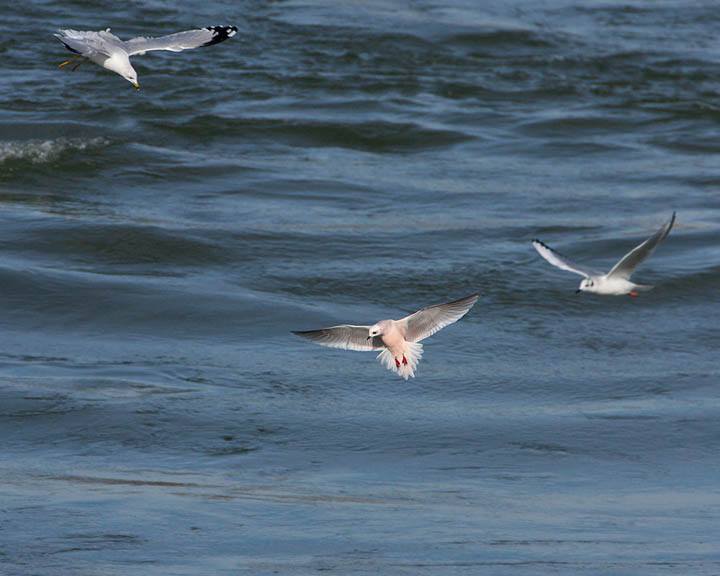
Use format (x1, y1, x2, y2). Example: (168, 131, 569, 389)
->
(1, 1, 719, 574)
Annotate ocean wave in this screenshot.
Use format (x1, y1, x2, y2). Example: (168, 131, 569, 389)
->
(0, 137, 109, 166)
(154, 115, 472, 153)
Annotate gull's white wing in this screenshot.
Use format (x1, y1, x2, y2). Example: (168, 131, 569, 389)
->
(400, 294, 478, 343)
(55, 29, 124, 57)
(607, 212, 676, 280)
(124, 26, 237, 56)
(532, 239, 602, 278)
(292, 325, 384, 351)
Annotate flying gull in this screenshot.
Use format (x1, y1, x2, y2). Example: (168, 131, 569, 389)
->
(293, 294, 478, 380)
(532, 212, 676, 296)
(54, 26, 237, 90)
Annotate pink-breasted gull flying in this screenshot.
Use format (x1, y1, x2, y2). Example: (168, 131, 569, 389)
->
(293, 293, 478, 380)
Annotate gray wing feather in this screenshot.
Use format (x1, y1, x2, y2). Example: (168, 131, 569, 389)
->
(532, 239, 602, 278)
(125, 26, 237, 56)
(607, 212, 676, 280)
(55, 29, 123, 57)
(292, 325, 384, 351)
(400, 294, 478, 343)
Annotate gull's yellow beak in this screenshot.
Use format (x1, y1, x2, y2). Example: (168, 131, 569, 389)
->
(133, 82, 140, 91)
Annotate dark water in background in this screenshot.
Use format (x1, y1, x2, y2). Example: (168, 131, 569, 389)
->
(1, 0, 719, 574)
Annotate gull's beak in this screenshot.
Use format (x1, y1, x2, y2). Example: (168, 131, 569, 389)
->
(575, 289, 582, 294)
(133, 82, 140, 91)
(367, 336, 372, 340)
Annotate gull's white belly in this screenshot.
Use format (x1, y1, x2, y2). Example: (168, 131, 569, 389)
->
(593, 276, 638, 295)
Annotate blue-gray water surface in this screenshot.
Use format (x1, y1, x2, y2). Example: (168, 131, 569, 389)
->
(1, 1, 719, 574)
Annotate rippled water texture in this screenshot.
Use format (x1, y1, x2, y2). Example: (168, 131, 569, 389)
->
(1, 1, 719, 574)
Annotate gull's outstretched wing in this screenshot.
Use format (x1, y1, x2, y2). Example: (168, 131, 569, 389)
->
(400, 294, 478, 343)
(55, 29, 124, 57)
(607, 212, 676, 280)
(125, 26, 237, 56)
(532, 239, 602, 278)
(292, 325, 384, 351)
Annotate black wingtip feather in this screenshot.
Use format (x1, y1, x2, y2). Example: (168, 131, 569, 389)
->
(659, 211, 676, 242)
(60, 40, 81, 54)
(201, 25, 238, 47)
(532, 238, 575, 262)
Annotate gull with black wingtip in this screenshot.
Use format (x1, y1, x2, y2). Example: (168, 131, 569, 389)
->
(54, 26, 237, 90)
(532, 212, 676, 296)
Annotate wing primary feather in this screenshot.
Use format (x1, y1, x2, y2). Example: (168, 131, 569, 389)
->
(532, 238, 600, 278)
(201, 26, 238, 47)
(292, 325, 381, 351)
(125, 26, 237, 56)
(606, 212, 676, 280)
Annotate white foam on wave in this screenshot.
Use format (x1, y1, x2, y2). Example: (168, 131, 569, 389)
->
(0, 137, 109, 165)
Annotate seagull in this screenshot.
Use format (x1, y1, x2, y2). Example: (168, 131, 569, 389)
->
(532, 212, 676, 296)
(54, 26, 238, 90)
(292, 294, 478, 380)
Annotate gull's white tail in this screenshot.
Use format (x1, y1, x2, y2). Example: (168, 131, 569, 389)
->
(376, 341, 423, 380)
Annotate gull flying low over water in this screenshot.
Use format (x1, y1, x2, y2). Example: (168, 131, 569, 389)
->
(293, 294, 478, 380)
(54, 26, 237, 90)
(532, 212, 676, 296)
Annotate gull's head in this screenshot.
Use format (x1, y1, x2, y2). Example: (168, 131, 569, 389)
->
(105, 56, 139, 90)
(367, 322, 387, 340)
(125, 70, 139, 90)
(577, 278, 595, 294)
